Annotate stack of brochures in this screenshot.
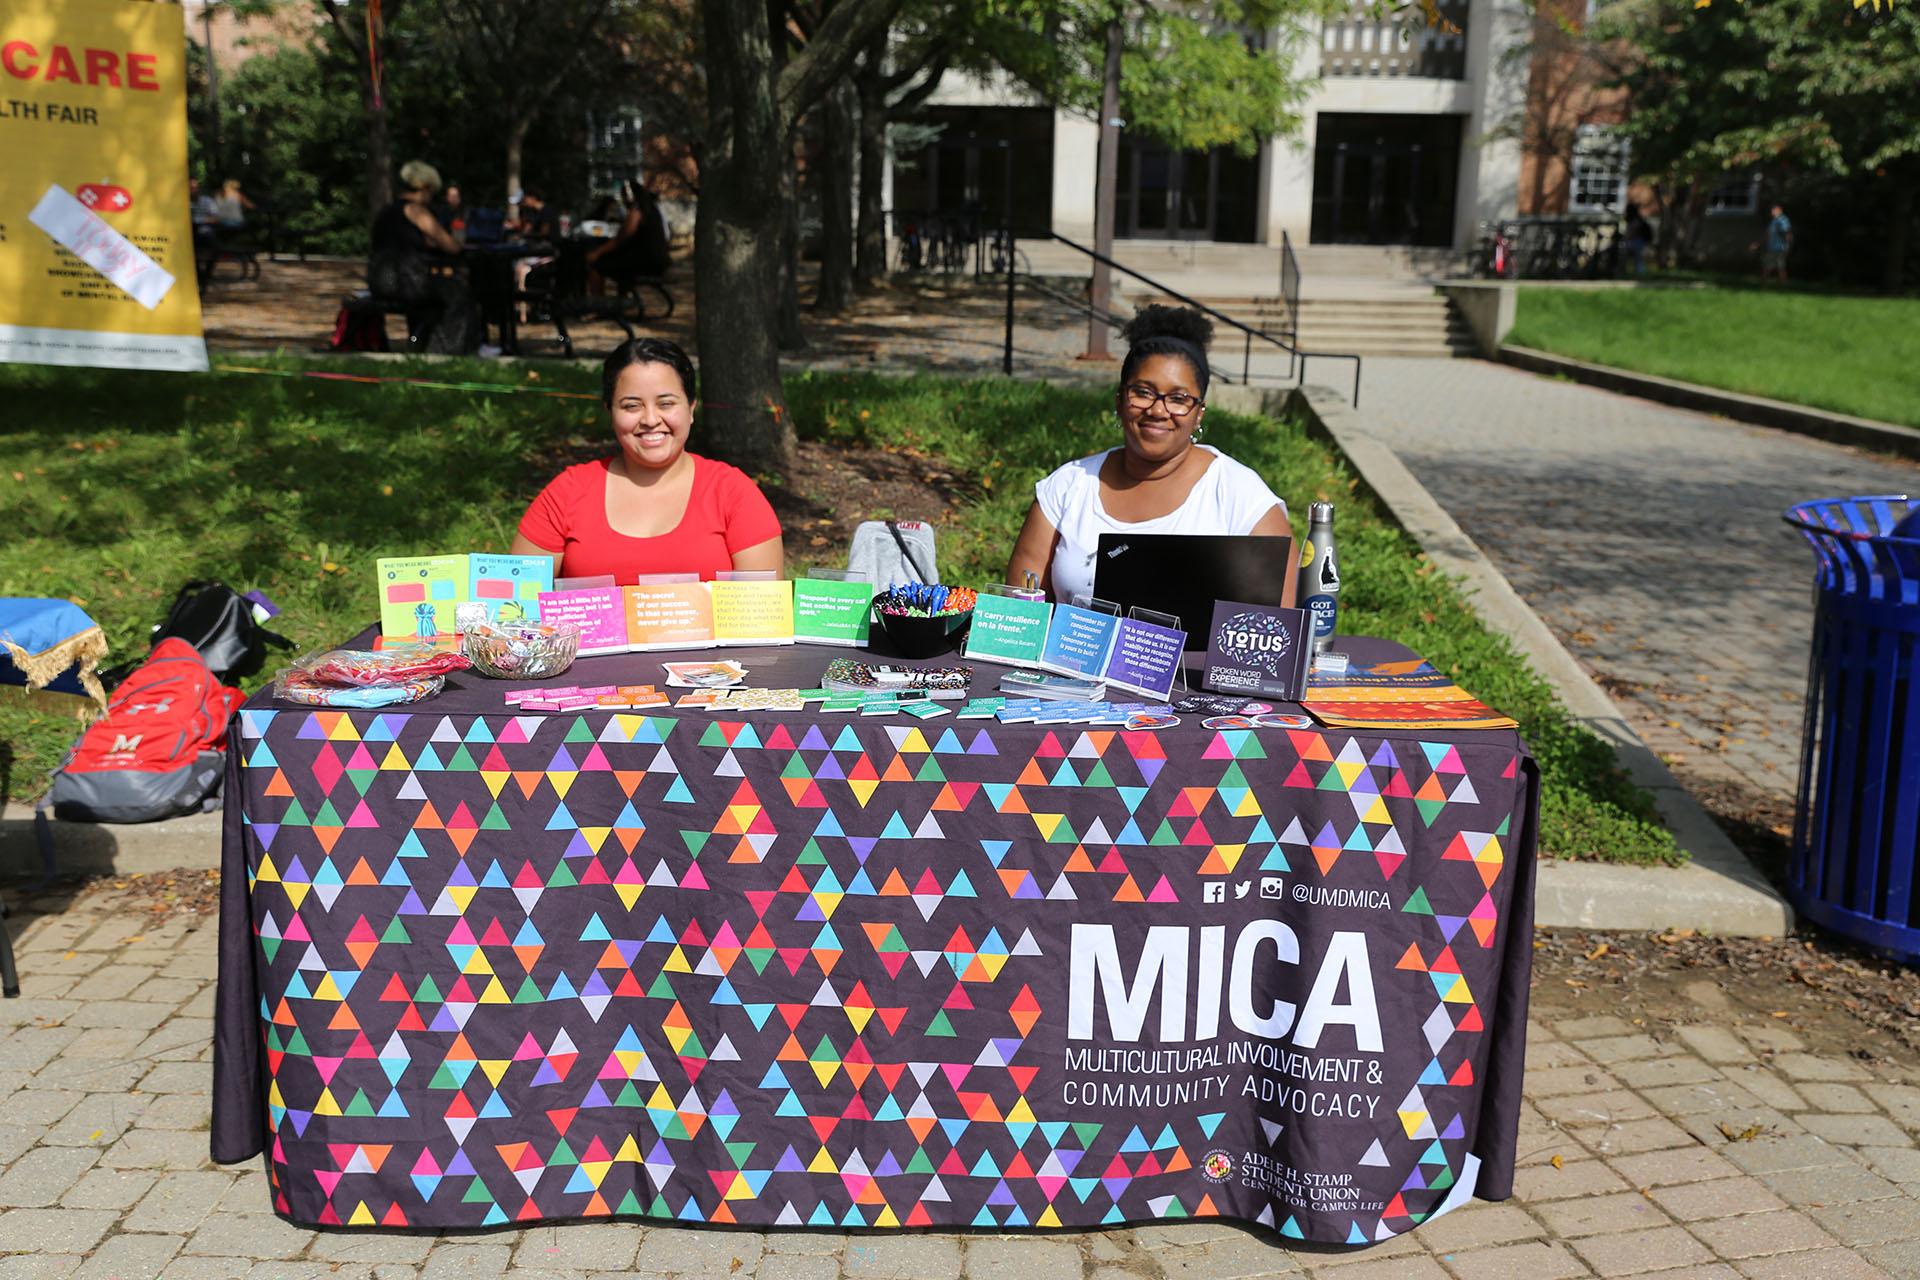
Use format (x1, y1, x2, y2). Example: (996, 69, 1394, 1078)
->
(998, 670, 1104, 701)
(820, 659, 973, 701)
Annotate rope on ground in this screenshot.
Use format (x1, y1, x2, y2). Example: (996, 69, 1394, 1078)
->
(215, 363, 602, 402)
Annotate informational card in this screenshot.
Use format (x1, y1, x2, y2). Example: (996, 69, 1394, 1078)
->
(962, 592, 1051, 667)
(1038, 602, 1121, 679)
(624, 582, 715, 650)
(537, 587, 630, 656)
(466, 554, 553, 625)
(377, 555, 470, 640)
(1102, 615, 1187, 701)
(1201, 600, 1313, 701)
(793, 578, 873, 647)
(710, 579, 795, 646)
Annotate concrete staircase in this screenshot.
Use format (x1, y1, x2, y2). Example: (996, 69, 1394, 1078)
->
(1195, 294, 1477, 359)
(1014, 237, 1475, 359)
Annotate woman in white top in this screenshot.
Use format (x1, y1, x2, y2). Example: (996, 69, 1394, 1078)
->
(1006, 305, 1291, 604)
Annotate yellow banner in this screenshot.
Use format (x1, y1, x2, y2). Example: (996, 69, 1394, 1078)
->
(0, 0, 207, 371)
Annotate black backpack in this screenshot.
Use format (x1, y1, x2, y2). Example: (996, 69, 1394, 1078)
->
(100, 581, 293, 689)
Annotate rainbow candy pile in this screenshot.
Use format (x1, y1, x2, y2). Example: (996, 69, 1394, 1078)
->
(876, 584, 976, 618)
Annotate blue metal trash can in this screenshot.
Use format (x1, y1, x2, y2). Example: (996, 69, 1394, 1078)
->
(1783, 495, 1920, 961)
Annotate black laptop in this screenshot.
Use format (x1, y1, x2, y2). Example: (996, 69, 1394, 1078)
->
(1092, 533, 1296, 648)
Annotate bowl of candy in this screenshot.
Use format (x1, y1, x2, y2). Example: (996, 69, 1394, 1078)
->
(870, 584, 975, 658)
(462, 619, 583, 680)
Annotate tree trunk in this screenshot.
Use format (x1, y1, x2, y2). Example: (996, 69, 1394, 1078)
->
(505, 115, 532, 203)
(364, 91, 393, 222)
(814, 79, 856, 313)
(1884, 174, 1915, 293)
(854, 40, 888, 292)
(694, 0, 797, 473)
(776, 138, 808, 348)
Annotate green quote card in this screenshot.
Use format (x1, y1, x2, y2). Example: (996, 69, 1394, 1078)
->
(963, 593, 1052, 667)
(794, 578, 873, 646)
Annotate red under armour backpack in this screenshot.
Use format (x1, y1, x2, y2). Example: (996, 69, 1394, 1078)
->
(47, 638, 245, 822)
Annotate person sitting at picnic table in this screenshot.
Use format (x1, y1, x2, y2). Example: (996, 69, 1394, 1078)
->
(212, 178, 254, 232)
(368, 159, 479, 354)
(586, 180, 671, 296)
(507, 189, 555, 240)
(1005, 304, 1290, 603)
(189, 177, 220, 259)
(511, 338, 784, 582)
(435, 182, 468, 246)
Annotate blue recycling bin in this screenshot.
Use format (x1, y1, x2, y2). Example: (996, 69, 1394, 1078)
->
(1783, 495, 1920, 962)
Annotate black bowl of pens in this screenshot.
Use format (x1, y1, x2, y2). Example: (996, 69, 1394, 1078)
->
(871, 584, 976, 658)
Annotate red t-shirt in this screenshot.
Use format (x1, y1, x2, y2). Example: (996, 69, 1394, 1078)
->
(516, 454, 782, 583)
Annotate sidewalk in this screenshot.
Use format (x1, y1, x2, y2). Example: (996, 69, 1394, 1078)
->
(3, 874, 1917, 1279)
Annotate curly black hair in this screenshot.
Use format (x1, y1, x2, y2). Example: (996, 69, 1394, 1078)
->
(1119, 304, 1214, 396)
(601, 337, 697, 407)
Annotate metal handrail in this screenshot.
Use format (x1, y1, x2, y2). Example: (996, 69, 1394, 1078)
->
(1032, 230, 1362, 408)
(1279, 230, 1301, 352)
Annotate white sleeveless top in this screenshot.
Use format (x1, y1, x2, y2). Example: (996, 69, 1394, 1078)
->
(1033, 446, 1288, 604)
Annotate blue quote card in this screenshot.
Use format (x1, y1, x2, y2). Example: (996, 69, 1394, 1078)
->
(1039, 602, 1121, 678)
(1102, 616, 1187, 701)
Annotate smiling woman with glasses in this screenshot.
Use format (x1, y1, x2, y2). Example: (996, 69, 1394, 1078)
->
(1005, 304, 1292, 604)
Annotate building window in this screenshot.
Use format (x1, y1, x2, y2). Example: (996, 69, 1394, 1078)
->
(1569, 125, 1630, 214)
(1706, 172, 1762, 217)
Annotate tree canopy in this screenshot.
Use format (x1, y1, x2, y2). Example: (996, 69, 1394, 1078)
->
(1594, 0, 1920, 284)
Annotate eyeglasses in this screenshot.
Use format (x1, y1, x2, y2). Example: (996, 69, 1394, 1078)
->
(1123, 384, 1203, 418)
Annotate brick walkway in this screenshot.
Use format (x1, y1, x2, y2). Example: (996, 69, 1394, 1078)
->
(1353, 358, 1920, 816)
(2, 886, 1917, 1278)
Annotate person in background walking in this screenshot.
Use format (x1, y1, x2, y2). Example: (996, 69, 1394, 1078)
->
(1759, 203, 1793, 284)
(1624, 205, 1652, 276)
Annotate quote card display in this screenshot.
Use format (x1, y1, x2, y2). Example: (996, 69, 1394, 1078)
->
(962, 593, 1051, 667)
(377, 555, 469, 640)
(624, 583, 715, 649)
(793, 578, 873, 647)
(1039, 602, 1121, 678)
(711, 579, 796, 646)
(1102, 616, 1187, 700)
(536, 587, 630, 656)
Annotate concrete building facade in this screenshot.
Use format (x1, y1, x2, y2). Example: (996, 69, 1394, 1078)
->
(891, 0, 1545, 254)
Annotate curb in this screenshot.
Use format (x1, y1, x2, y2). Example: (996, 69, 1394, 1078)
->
(1498, 345, 1920, 463)
(1, 803, 221, 880)
(1212, 382, 1792, 937)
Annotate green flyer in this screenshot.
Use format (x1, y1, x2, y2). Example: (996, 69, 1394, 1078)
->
(963, 592, 1051, 667)
(794, 578, 873, 646)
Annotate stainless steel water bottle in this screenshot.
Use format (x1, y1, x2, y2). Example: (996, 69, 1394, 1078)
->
(1299, 502, 1341, 652)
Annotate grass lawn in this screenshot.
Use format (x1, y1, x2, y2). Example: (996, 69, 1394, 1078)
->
(1508, 284, 1920, 430)
(0, 355, 1680, 865)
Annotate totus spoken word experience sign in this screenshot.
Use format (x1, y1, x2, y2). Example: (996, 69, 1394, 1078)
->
(1204, 600, 1313, 701)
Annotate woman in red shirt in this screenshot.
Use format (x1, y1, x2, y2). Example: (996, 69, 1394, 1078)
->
(511, 339, 785, 582)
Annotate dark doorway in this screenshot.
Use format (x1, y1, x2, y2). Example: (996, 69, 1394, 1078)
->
(1309, 114, 1462, 246)
(1116, 139, 1259, 242)
(890, 107, 1055, 237)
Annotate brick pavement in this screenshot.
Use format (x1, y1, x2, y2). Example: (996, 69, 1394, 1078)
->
(3, 886, 1918, 1279)
(1352, 357, 1920, 812)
